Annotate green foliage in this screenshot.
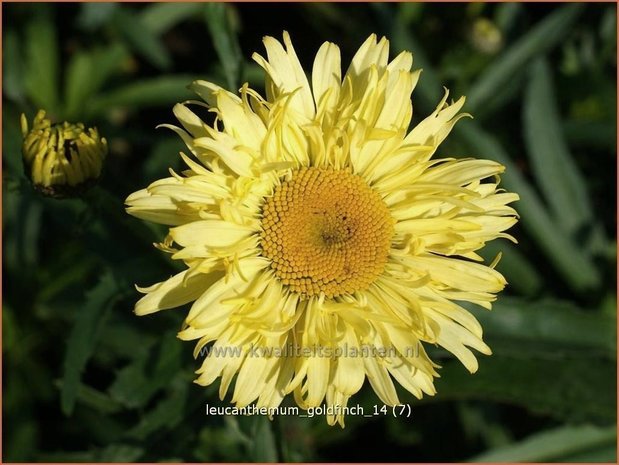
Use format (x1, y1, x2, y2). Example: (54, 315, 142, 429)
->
(140, 3, 202, 35)
(480, 298, 616, 360)
(457, 123, 602, 292)
(109, 332, 182, 409)
(87, 76, 199, 117)
(524, 58, 594, 236)
(466, 4, 584, 111)
(3, 3, 616, 463)
(470, 424, 617, 462)
(113, 8, 172, 70)
(61, 271, 121, 415)
(24, 9, 60, 111)
(204, 3, 244, 89)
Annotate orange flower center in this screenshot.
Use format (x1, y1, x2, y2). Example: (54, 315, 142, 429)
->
(260, 167, 393, 298)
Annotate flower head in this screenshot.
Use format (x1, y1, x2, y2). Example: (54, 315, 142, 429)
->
(21, 110, 107, 198)
(126, 32, 518, 426)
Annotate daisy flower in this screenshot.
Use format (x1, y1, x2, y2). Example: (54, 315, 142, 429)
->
(126, 32, 518, 426)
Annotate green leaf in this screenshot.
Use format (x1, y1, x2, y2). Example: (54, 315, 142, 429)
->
(87, 75, 197, 117)
(140, 3, 202, 35)
(63, 52, 94, 120)
(3, 29, 25, 103)
(249, 417, 278, 462)
(524, 58, 596, 237)
(127, 378, 188, 440)
(77, 3, 119, 30)
(108, 332, 182, 409)
(456, 122, 601, 292)
(431, 356, 616, 425)
(466, 4, 584, 111)
(20, 197, 43, 268)
(97, 444, 144, 462)
(61, 271, 119, 415)
(89, 44, 130, 94)
(24, 12, 59, 111)
(195, 421, 249, 462)
(64, 44, 129, 120)
(390, 8, 442, 106)
(472, 69, 526, 121)
(114, 8, 171, 70)
(420, 295, 616, 424)
(38, 256, 97, 303)
(477, 297, 616, 360)
(74, 384, 124, 415)
(204, 3, 243, 89)
(55, 380, 122, 415)
(469, 424, 616, 462)
(494, 3, 523, 34)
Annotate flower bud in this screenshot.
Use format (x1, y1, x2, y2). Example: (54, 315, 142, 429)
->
(21, 110, 108, 198)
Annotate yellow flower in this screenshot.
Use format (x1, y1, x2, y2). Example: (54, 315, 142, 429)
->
(126, 33, 518, 426)
(21, 110, 107, 198)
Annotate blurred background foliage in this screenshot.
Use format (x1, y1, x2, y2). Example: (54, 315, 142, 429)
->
(2, 2, 617, 462)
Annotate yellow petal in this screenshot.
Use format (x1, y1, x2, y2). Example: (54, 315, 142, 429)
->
(311, 41, 341, 116)
(135, 269, 218, 316)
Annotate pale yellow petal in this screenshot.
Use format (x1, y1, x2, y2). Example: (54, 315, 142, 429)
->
(252, 31, 315, 119)
(135, 269, 220, 316)
(170, 219, 256, 248)
(312, 41, 341, 116)
(363, 355, 400, 405)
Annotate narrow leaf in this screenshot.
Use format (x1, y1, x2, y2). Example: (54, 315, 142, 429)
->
(477, 297, 617, 359)
(24, 12, 59, 111)
(140, 3, 202, 35)
(89, 44, 130, 99)
(97, 444, 144, 462)
(249, 417, 278, 462)
(114, 8, 171, 70)
(77, 3, 119, 31)
(64, 44, 129, 120)
(87, 76, 197, 117)
(524, 58, 595, 236)
(61, 271, 119, 415)
(126, 379, 188, 440)
(204, 3, 243, 89)
(64, 52, 94, 120)
(470, 424, 616, 462)
(467, 4, 584, 111)
(108, 332, 182, 408)
(456, 122, 601, 292)
(431, 356, 616, 425)
(3, 29, 25, 103)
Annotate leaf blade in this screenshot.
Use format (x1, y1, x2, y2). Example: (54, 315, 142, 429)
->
(61, 271, 119, 415)
(204, 3, 243, 89)
(24, 12, 59, 111)
(466, 4, 584, 111)
(87, 75, 197, 117)
(523, 58, 596, 236)
(140, 2, 202, 35)
(469, 424, 617, 462)
(456, 122, 601, 292)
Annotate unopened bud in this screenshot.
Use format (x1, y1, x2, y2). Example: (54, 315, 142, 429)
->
(21, 110, 108, 198)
